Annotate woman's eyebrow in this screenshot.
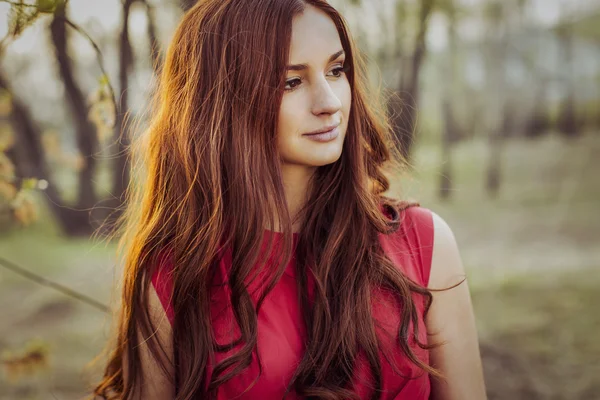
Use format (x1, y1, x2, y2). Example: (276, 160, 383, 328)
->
(286, 49, 345, 71)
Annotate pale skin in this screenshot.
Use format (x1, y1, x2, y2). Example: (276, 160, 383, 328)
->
(129, 5, 486, 399)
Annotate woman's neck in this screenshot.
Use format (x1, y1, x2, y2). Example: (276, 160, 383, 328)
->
(275, 163, 316, 233)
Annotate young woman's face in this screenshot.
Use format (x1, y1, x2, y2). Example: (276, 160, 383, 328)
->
(277, 5, 352, 168)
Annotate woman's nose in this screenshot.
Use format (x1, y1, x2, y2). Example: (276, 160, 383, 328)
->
(311, 78, 342, 116)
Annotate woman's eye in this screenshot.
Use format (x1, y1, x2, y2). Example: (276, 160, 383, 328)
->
(284, 64, 349, 91)
(330, 63, 349, 77)
(285, 78, 302, 91)
(330, 65, 346, 77)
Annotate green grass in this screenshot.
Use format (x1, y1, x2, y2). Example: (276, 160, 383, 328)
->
(472, 268, 600, 399)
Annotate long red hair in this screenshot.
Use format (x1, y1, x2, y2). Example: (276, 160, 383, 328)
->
(92, 0, 436, 399)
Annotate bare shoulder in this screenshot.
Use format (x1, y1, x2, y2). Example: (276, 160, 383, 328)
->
(428, 211, 466, 289)
(426, 210, 487, 400)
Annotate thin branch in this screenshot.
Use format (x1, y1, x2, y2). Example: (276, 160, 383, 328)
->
(0, 0, 39, 7)
(0, 256, 110, 313)
(0, 2, 118, 121)
(59, 16, 119, 118)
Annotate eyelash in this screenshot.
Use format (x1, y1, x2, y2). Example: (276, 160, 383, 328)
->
(284, 64, 350, 92)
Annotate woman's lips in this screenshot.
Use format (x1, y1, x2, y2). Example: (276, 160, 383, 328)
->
(302, 126, 340, 142)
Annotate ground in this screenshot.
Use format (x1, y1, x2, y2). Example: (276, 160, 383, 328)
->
(0, 132, 598, 399)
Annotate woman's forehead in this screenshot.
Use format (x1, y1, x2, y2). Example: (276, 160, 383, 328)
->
(288, 6, 343, 67)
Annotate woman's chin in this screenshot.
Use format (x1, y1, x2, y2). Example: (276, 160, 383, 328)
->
(280, 144, 344, 168)
(303, 152, 343, 167)
(301, 144, 344, 167)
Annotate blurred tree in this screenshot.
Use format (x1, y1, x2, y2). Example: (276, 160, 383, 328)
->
(109, 0, 134, 214)
(0, 0, 170, 235)
(0, 0, 126, 235)
(524, 89, 552, 138)
(553, 9, 600, 134)
(436, 0, 465, 201)
(49, 0, 100, 225)
(509, 0, 552, 139)
(368, 0, 408, 81)
(556, 16, 579, 138)
(179, 0, 196, 12)
(439, 99, 458, 200)
(0, 73, 75, 231)
(482, 0, 508, 199)
(141, 0, 162, 74)
(356, 0, 437, 161)
(388, 0, 436, 160)
(107, 0, 164, 223)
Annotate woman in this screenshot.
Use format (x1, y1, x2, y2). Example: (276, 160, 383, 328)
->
(93, 0, 486, 399)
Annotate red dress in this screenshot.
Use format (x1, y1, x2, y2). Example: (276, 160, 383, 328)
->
(152, 206, 434, 399)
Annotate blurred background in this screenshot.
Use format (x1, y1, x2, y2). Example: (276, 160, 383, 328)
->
(0, 0, 598, 399)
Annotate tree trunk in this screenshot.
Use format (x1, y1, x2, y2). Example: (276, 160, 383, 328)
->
(390, 0, 435, 161)
(525, 87, 550, 138)
(0, 73, 94, 236)
(179, 0, 196, 12)
(110, 0, 134, 214)
(486, 85, 509, 199)
(439, 1, 458, 201)
(483, 0, 508, 199)
(439, 100, 454, 200)
(50, 2, 99, 213)
(486, 126, 502, 198)
(140, 0, 162, 75)
(556, 12, 579, 138)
